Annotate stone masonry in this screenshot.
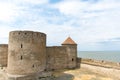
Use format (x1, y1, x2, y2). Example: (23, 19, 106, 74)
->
(0, 30, 77, 80)
(0, 44, 8, 67)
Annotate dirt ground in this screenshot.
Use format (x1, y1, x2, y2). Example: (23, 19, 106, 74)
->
(53, 67, 114, 80)
(0, 66, 117, 80)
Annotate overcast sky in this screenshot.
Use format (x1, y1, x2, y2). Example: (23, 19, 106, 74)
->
(0, 0, 120, 51)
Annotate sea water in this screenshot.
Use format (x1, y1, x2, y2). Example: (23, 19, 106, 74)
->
(78, 51, 120, 62)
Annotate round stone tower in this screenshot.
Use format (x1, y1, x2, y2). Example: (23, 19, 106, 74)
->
(62, 37, 77, 69)
(7, 31, 46, 75)
(0, 44, 8, 67)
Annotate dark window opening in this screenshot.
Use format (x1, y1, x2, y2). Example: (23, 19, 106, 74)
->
(39, 77, 41, 79)
(18, 33, 20, 34)
(72, 58, 74, 61)
(52, 69, 54, 71)
(32, 65, 34, 68)
(25, 33, 27, 35)
(44, 69, 46, 71)
(102, 60, 104, 63)
(1, 67, 3, 69)
(21, 44, 23, 48)
(20, 56, 23, 60)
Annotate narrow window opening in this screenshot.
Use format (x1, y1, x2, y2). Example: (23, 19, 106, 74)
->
(1, 67, 3, 69)
(48, 55, 50, 58)
(20, 56, 23, 60)
(25, 33, 27, 35)
(21, 44, 23, 48)
(39, 77, 41, 79)
(52, 69, 54, 71)
(32, 65, 34, 68)
(102, 60, 104, 63)
(44, 69, 46, 71)
(72, 58, 74, 61)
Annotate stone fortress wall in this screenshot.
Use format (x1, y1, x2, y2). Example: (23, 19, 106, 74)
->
(46, 46, 68, 70)
(77, 58, 120, 79)
(0, 30, 77, 80)
(46, 45, 77, 70)
(77, 58, 120, 70)
(0, 44, 8, 67)
(0, 30, 120, 80)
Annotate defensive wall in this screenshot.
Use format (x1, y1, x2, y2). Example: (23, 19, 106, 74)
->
(0, 44, 8, 67)
(46, 45, 77, 71)
(46, 46, 68, 70)
(3, 30, 120, 79)
(0, 30, 77, 80)
(77, 58, 120, 70)
(77, 58, 120, 79)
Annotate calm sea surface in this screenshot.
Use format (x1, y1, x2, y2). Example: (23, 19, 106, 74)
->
(78, 51, 120, 62)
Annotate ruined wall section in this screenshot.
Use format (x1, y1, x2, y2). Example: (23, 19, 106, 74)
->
(7, 31, 46, 75)
(0, 44, 8, 67)
(46, 46, 68, 70)
(77, 58, 120, 70)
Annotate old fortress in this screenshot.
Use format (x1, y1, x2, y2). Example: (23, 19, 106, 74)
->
(0, 30, 77, 80)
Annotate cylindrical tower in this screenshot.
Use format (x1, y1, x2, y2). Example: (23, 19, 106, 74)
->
(0, 44, 8, 67)
(7, 31, 46, 75)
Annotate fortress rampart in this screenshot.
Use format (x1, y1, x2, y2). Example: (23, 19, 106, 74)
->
(1, 30, 120, 80)
(77, 58, 120, 70)
(0, 30, 78, 80)
(46, 46, 68, 70)
(0, 44, 8, 67)
(77, 58, 120, 79)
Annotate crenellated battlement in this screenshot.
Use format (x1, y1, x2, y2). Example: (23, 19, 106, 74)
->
(9, 31, 46, 44)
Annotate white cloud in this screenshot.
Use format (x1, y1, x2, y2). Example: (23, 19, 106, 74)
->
(0, 0, 120, 50)
(0, 26, 18, 43)
(53, 0, 120, 17)
(22, 0, 48, 4)
(51, 0, 120, 44)
(0, 2, 18, 22)
(53, 1, 89, 16)
(88, 1, 120, 11)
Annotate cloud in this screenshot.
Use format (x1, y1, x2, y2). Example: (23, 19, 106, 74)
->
(53, 0, 88, 16)
(0, 0, 120, 50)
(51, 0, 120, 50)
(21, 0, 48, 4)
(0, 0, 49, 22)
(0, 2, 18, 22)
(0, 26, 18, 43)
